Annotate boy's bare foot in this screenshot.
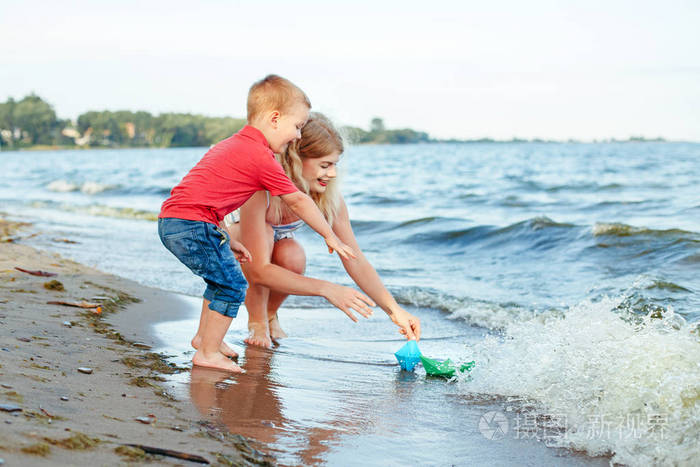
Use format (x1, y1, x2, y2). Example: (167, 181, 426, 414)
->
(191, 335, 239, 359)
(245, 321, 272, 348)
(268, 313, 288, 341)
(192, 350, 244, 373)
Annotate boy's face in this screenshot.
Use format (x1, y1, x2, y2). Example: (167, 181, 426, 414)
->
(268, 102, 309, 153)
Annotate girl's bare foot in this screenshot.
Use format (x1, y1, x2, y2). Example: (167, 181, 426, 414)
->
(268, 313, 288, 341)
(245, 321, 272, 348)
(192, 350, 244, 372)
(191, 335, 239, 359)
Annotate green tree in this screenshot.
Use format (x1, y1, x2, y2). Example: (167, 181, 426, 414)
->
(370, 117, 385, 133)
(203, 117, 246, 144)
(0, 97, 15, 128)
(0, 98, 17, 148)
(341, 126, 371, 144)
(77, 111, 123, 146)
(12, 94, 58, 145)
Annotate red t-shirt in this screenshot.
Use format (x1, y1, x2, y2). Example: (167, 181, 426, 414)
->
(159, 125, 298, 225)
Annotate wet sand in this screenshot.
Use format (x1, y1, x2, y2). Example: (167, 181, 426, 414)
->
(0, 219, 272, 466)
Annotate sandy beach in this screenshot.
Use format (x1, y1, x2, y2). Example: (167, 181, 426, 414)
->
(0, 218, 273, 466)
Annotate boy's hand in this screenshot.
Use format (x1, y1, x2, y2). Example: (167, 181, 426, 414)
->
(230, 240, 252, 263)
(391, 308, 421, 341)
(322, 283, 375, 322)
(325, 235, 356, 260)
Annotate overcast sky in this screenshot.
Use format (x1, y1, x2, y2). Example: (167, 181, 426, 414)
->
(2, 0, 699, 141)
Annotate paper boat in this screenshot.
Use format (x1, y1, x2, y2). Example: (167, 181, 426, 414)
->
(394, 340, 422, 371)
(420, 355, 476, 378)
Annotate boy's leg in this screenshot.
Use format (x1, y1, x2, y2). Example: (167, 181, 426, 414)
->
(159, 218, 246, 371)
(191, 299, 239, 358)
(192, 309, 243, 372)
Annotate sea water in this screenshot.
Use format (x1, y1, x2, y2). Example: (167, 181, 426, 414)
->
(2, 142, 698, 465)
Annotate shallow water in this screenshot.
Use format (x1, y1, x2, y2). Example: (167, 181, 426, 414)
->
(3, 142, 699, 465)
(153, 297, 609, 466)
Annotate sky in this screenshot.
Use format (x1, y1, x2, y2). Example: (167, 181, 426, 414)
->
(2, 0, 699, 141)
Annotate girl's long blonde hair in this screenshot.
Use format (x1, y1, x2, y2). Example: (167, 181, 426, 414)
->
(271, 112, 343, 225)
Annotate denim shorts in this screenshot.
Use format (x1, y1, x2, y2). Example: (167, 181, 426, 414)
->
(158, 217, 248, 318)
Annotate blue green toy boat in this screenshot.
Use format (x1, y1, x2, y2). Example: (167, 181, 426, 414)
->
(419, 355, 475, 378)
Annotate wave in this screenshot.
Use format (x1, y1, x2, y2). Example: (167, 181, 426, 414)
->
(457, 296, 700, 466)
(643, 279, 691, 293)
(46, 180, 79, 192)
(544, 182, 625, 193)
(391, 286, 560, 330)
(593, 222, 698, 239)
(354, 216, 579, 251)
(47, 180, 120, 195)
(353, 216, 699, 272)
(400, 216, 580, 253)
(46, 179, 172, 196)
(30, 201, 159, 221)
(591, 222, 700, 268)
(356, 216, 699, 249)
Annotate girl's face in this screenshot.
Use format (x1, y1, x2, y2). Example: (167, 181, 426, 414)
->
(301, 151, 340, 193)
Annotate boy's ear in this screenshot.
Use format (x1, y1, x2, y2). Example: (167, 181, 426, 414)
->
(270, 110, 281, 128)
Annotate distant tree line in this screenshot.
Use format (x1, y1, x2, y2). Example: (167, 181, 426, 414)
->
(0, 95, 434, 150)
(0, 94, 668, 150)
(0, 94, 246, 150)
(74, 111, 246, 148)
(341, 117, 431, 144)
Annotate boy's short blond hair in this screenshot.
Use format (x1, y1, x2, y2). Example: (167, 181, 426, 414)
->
(247, 75, 311, 122)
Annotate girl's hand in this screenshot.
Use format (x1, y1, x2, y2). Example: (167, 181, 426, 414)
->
(391, 308, 421, 341)
(322, 283, 375, 322)
(230, 240, 253, 263)
(325, 235, 357, 260)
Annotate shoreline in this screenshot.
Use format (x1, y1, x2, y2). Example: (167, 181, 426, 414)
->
(0, 218, 274, 466)
(0, 138, 691, 153)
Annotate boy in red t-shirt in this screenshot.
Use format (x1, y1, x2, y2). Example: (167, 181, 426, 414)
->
(158, 75, 374, 372)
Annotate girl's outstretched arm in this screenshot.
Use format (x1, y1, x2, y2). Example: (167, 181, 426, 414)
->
(238, 192, 374, 321)
(332, 196, 421, 340)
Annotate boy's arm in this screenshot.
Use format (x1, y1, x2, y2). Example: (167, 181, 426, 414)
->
(280, 191, 356, 260)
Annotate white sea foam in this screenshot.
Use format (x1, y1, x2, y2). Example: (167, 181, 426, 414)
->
(46, 180, 118, 195)
(80, 204, 158, 221)
(458, 297, 700, 466)
(394, 287, 558, 330)
(30, 201, 158, 221)
(47, 180, 79, 192)
(80, 181, 118, 194)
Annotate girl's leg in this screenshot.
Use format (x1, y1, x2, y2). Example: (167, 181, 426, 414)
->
(243, 281, 272, 348)
(267, 238, 306, 340)
(242, 224, 276, 348)
(191, 299, 239, 358)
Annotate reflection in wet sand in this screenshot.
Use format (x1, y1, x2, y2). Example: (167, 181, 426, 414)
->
(189, 346, 347, 465)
